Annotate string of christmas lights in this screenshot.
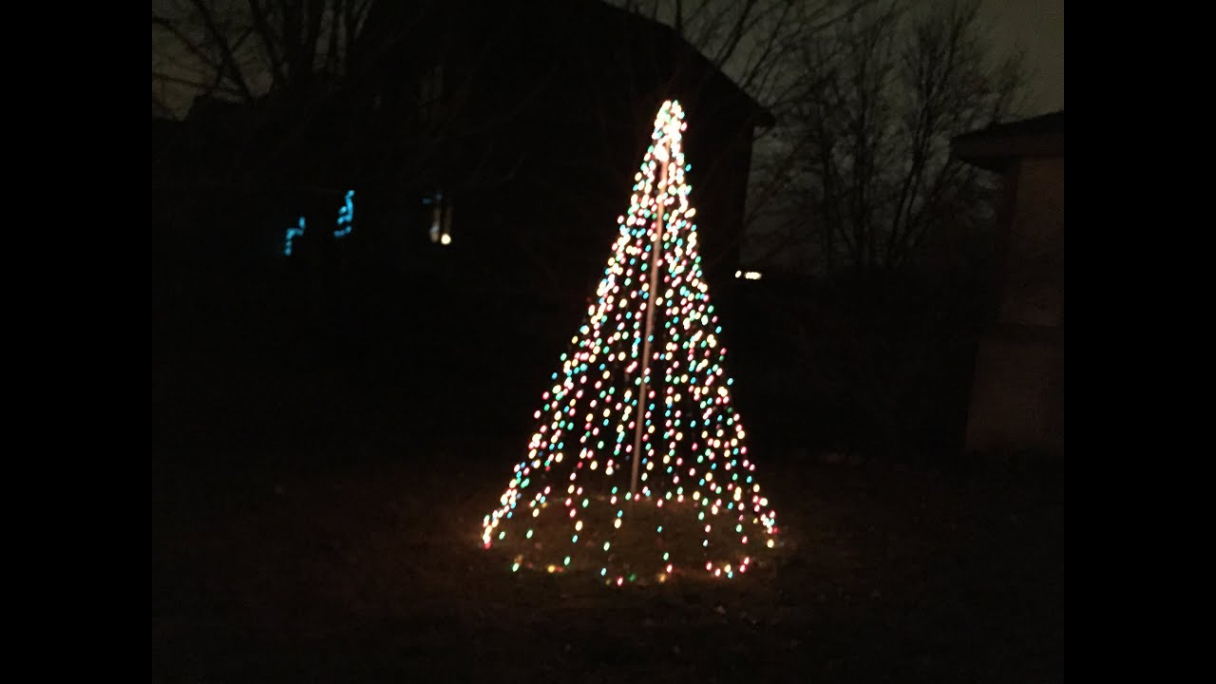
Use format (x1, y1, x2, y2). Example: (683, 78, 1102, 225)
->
(481, 100, 778, 585)
(282, 189, 356, 256)
(333, 189, 355, 238)
(284, 217, 307, 257)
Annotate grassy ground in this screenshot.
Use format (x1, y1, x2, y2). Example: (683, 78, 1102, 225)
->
(151, 264, 1063, 682)
(152, 351, 1063, 683)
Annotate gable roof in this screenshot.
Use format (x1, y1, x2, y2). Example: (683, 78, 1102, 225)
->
(952, 110, 1064, 172)
(593, 0, 776, 128)
(359, 0, 775, 129)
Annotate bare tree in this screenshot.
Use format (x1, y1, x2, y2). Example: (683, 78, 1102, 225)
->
(153, 1, 546, 200)
(617, 1, 874, 110)
(753, 0, 1026, 277)
(152, 0, 377, 112)
(602, 1, 882, 273)
(706, 1, 1029, 461)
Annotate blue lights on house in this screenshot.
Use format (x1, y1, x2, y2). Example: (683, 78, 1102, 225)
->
(284, 217, 306, 256)
(333, 189, 355, 238)
(283, 189, 356, 256)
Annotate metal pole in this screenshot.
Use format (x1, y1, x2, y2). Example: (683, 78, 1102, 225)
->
(630, 151, 668, 499)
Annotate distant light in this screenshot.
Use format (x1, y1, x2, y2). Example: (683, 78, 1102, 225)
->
(440, 233, 452, 245)
(735, 270, 762, 280)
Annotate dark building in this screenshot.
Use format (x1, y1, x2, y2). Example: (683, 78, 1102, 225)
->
(155, 0, 773, 309)
(952, 111, 1064, 460)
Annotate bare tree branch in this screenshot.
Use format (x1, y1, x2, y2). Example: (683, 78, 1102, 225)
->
(778, 0, 1025, 277)
(186, 0, 257, 101)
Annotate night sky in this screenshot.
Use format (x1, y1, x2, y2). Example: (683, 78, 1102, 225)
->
(152, 0, 1064, 120)
(980, 0, 1064, 115)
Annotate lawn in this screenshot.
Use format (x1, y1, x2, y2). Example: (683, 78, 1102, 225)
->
(152, 352, 1063, 683)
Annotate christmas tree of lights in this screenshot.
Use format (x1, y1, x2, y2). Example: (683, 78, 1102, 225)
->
(481, 100, 778, 585)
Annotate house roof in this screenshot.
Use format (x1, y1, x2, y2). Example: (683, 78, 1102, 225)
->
(593, 0, 776, 128)
(952, 110, 1064, 172)
(360, 0, 775, 130)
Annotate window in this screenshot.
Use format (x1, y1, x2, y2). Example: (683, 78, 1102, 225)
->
(419, 64, 443, 122)
(423, 190, 453, 245)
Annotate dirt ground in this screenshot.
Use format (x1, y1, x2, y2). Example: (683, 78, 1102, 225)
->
(152, 351, 1064, 683)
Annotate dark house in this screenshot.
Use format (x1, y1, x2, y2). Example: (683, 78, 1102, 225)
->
(156, 0, 773, 311)
(358, 0, 773, 299)
(952, 111, 1064, 460)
